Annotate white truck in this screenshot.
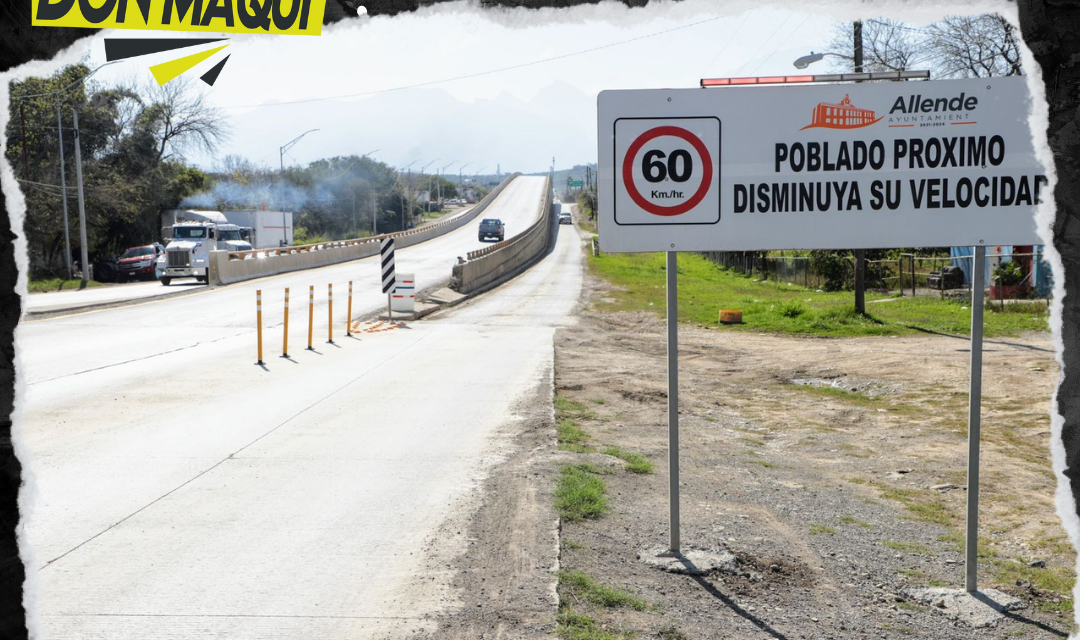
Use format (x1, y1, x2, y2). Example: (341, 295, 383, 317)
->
(158, 210, 254, 286)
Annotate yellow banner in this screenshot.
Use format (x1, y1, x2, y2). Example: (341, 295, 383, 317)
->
(31, 0, 325, 35)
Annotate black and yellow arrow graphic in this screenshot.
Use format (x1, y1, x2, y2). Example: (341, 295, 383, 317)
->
(104, 38, 232, 86)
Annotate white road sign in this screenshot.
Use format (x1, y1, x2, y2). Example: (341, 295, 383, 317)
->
(597, 77, 1047, 252)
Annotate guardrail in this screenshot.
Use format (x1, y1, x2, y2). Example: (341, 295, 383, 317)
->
(209, 173, 522, 285)
(450, 175, 555, 294)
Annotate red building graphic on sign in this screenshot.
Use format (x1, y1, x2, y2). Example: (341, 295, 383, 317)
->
(800, 94, 882, 130)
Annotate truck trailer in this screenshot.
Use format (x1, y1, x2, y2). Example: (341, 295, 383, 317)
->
(221, 210, 294, 248)
(162, 209, 293, 248)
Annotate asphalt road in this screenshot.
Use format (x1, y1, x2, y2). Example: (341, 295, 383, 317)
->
(18, 181, 579, 639)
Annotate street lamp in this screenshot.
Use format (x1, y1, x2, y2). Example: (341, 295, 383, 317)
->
(421, 159, 438, 212)
(438, 161, 457, 205)
(279, 128, 319, 246)
(792, 51, 849, 69)
(398, 161, 418, 230)
(458, 162, 471, 195)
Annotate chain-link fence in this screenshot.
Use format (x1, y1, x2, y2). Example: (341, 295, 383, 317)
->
(700, 250, 1054, 302)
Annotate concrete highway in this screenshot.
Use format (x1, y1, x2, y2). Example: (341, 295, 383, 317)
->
(21, 206, 478, 316)
(17, 178, 579, 638)
(17, 176, 547, 385)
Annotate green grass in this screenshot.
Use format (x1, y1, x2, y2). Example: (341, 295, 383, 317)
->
(587, 252, 1049, 338)
(657, 626, 689, 640)
(809, 524, 838, 535)
(556, 609, 632, 640)
(559, 571, 650, 611)
(882, 539, 933, 555)
(28, 278, 103, 293)
(876, 485, 958, 527)
(556, 395, 597, 421)
(602, 447, 655, 474)
(897, 601, 928, 613)
(938, 530, 965, 553)
(839, 514, 873, 528)
(991, 559, 1076, 604)
(556, 465, 609, 522)
(558, 419, 594, 453)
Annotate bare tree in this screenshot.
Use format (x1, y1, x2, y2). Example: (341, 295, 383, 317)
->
(824, 14, 1022, 79)
(826, 18, 923, 72)
(924, 14, 1024, 78)
(139, 77, 229, 163)
(216, 154, 266, 184)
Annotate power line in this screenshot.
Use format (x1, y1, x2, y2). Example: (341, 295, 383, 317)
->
(747, 13, 812, 76)
(218, 16, 724, 110)
(700, 9, 756, 76)
(733, 10, 795, 77)
(867, 18, 929, 34)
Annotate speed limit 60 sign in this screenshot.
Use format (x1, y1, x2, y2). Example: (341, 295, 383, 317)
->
(614, 117, 720, 226)
(598, 80, 1044, 253)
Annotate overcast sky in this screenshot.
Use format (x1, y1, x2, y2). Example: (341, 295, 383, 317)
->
(64, 0, 1007, 174)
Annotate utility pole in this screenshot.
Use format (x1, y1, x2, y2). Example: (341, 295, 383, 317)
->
(372, 191, 377, 235)
(853, 20, 866, 314)
(57, 97, 73, 279)
(72, 108, 89, 285)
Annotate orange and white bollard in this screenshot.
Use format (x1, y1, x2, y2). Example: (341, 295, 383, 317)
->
(346, 280, 353, 337)
(282, 287, 290, 358)
(256, 289, 264, 365)
(327, 283, 334, 344)
(307, 285, 314, 351)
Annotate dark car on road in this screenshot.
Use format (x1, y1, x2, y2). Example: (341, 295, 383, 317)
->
(117, 244, 164, 281)
(478, 218, 505, 242)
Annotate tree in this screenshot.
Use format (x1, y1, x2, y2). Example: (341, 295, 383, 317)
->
(5, 67, 221, 273)
(826, 18, 923, 72)
(825, 15, 1023, 79)
(925, 14, 1024, 78)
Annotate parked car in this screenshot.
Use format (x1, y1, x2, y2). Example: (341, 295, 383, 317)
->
(92, 256, 119, 282)
(117, 244, 164, 281)
(558, 211, 572, 225)
(478, 218, 505, 242)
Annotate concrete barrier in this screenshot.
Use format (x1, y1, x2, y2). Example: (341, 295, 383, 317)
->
(209, 173, 522, 286)
(450, 175, 555, 295)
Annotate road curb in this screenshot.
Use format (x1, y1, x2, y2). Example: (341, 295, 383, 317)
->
(22, 285, 211, 320)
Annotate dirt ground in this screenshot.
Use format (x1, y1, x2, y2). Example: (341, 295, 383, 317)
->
(413, 243, 1071, 640)
(544, 267, 1071, 639)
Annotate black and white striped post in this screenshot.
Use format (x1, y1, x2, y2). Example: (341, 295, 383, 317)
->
(381, 238, 396, 320)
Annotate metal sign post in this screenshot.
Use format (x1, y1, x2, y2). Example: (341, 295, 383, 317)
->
(965, 245, 986, 592)
(667, 251, 680, 554)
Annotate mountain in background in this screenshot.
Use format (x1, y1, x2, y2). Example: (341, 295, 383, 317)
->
(217, 81, 597, 175)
